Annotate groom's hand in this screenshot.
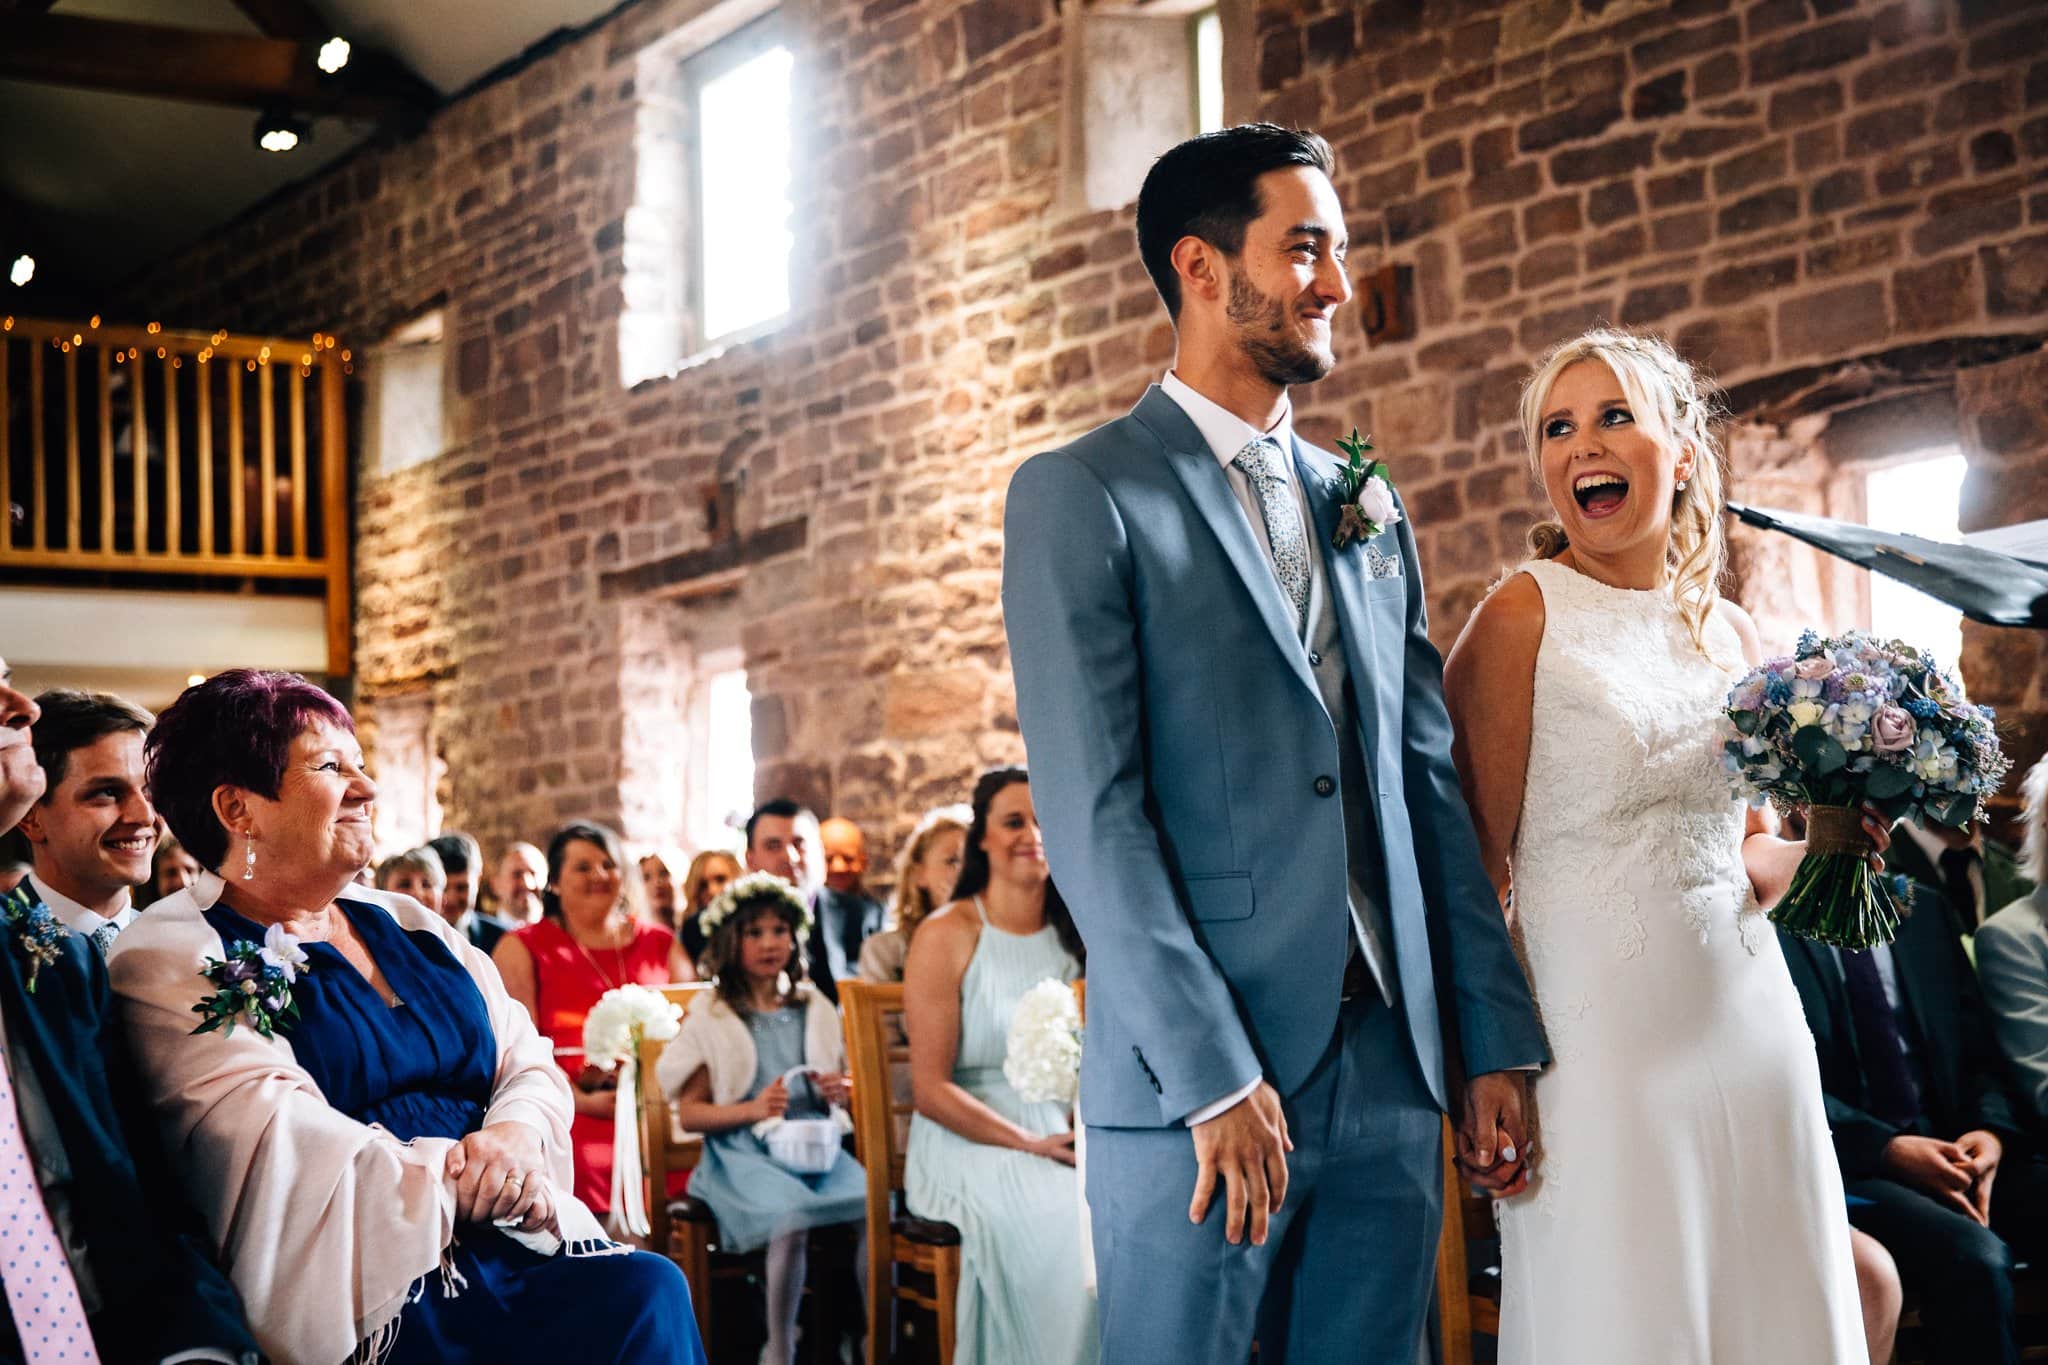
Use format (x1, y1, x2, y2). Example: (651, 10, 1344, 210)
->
(1190, 1081, 1292, 1247)
(1458, 1071, 1532, 1196)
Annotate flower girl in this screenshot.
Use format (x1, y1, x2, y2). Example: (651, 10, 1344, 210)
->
(654, 873, 866, 1365)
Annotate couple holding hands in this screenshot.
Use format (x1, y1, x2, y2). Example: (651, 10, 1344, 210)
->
(1002, 124, 1869, 1363)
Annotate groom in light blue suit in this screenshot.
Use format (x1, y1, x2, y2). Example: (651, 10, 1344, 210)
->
(1001, 126, 1548, 1363)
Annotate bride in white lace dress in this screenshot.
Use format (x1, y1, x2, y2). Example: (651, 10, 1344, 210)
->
(1443, 329, 1868, 1363)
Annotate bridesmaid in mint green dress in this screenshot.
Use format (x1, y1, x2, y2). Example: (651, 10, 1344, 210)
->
(904, 768, 1098, 1365)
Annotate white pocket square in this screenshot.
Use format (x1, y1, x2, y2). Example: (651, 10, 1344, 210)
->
(1366, 546, 1403, 579)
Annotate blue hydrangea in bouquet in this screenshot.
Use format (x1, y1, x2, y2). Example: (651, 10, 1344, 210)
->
(1721, 629, 2010, 949)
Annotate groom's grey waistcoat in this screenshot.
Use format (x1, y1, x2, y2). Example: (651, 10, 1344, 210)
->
(1002, 386, 1545, 1128)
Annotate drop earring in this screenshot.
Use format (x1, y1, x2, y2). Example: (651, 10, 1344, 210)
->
(243, 835, 257, 881)
(1676, 478, 1689, 492)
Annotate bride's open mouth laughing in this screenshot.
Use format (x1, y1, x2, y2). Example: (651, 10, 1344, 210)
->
(1572, 471, 1629, 519)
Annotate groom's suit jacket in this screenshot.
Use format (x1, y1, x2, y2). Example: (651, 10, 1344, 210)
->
(1002, 386, 1545, 1127)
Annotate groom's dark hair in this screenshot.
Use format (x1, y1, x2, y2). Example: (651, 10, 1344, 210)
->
(1135, 123, 1336, 319)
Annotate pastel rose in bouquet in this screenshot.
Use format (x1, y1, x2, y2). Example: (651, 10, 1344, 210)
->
(1721, 629, 2010, 949)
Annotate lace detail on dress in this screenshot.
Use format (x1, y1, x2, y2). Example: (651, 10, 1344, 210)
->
(1510, 559, 1751, 961)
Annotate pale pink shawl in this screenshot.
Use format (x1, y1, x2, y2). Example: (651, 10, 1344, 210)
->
(109, 873, 593, 1365)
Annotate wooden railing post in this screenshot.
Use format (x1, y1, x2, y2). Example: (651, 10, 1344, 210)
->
(319, 357, 351, 678)
(1, 315, 355, 681)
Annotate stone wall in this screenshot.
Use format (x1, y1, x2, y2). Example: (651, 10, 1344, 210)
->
(119, 0, 2048, 858)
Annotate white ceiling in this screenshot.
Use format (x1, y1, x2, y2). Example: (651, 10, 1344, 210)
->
(0, 0, 621, 297)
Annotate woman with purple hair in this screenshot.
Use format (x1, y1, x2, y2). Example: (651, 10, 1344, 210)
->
(106, 669, 703, 1365)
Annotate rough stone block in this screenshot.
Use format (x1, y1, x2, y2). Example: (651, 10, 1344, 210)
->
(1778, 280, 1888, 357)
(1893, 254, 1980, 332)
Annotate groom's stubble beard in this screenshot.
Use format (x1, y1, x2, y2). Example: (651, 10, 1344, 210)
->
(1225, 267, 1335, 388)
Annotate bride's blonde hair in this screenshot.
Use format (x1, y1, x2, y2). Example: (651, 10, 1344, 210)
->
(1518, 328, 1728, 654)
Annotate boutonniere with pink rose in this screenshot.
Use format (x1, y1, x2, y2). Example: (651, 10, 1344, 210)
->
(1332, 428, 1401, 549)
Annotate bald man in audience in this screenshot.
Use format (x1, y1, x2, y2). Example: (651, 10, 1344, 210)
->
(0, 654, 258, 1362)
(17, 689, 157, 955)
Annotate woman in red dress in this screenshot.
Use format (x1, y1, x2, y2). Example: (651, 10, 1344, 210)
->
(495, 820, 695, 1214)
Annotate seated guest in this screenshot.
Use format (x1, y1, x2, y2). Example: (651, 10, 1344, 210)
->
(678, 848, 740, 970)
(812, 816, 885, 1000)
(377, 844, 446, 917)
(149, 830, 203, 904)
(1884, 809, 2032, 934)
(903, 767, 1097, 1364)
(639, 849, 680, 932)
(488, 840, 548, 926)
(493, 822, 692, 1215)
(430, 831, 512, 954)
(1780, 874, 2048, 1365)
(0, 656, 259, 1365)
(112, 670, 702, 1363)
(656, 874, 866, 1365)
(858, 803, 970, 984)
(18, 688, 157, 953)
(1979, 753, 2048, 1131)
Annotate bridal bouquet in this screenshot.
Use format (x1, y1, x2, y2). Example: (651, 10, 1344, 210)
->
(583, 984, 684, 1238)
(1721, 629, 2010, 949)
(1003, 978, 1082, 1105)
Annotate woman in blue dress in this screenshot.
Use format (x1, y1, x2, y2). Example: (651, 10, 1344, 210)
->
(108, 670, 704, 1365)
(656, 873, 866, 1365)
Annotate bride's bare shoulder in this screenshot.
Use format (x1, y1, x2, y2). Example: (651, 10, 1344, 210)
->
(1451, 568, 1546, 660)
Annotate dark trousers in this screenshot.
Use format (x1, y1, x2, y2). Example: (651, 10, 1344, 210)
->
(1087, 992, 1442, 1365)
(1847, 1153, 2048, 1365)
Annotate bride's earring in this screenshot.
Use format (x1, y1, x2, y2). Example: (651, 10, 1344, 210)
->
(1676, 477, 1689, 492)
(243, 834, 257, 881)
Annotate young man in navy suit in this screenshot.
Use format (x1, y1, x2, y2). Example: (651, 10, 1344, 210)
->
(0, 655, 257, 1365)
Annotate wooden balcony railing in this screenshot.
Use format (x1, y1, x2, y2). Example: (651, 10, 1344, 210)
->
(0, 314, 351, 675)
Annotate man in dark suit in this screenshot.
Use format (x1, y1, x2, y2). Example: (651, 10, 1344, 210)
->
(1780, 879, 2048, 1365)
(428, 832, 511, 955)
(743, 798, 878, 1004)
(0, 654, 258, 1365)
(1885, 818, 2033, 934)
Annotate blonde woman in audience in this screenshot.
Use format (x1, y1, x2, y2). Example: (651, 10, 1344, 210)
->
(1444, 328, 1865, 1361)
(679, 847, 741, 969)
(1977, 753, 2048, 1129)
(903, 767, 1096, 1364)
(111, 670, 702, 1363)
(857, 803, 970, 983)
(639, 848, 681, 931)
(656, 874, 865, 1365)
(377, 844, 446, 918)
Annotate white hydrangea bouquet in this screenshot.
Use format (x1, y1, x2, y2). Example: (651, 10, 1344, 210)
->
(1003, 977, 1082, 1105)
(583, 984, 684, 1238)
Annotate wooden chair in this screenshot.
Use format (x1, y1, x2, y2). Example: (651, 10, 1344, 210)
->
(840, 979, 961, 1365)
(639, 983, 715, 1342)
(1433, 1118, 1500, 1365)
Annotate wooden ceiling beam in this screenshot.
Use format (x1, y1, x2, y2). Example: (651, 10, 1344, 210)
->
(228, 0, 330, 43)
(0, 13, 435, 120)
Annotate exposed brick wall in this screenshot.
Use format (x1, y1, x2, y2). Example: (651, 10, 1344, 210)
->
(119, 0, 2048, 859)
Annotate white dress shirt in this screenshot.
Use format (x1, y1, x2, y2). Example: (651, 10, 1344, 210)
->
(27, 874, 138, 943)
(1159, 372, 1334, 1127)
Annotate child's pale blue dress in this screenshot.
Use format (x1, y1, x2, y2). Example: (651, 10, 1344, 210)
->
(684, 1004, 866, 1252)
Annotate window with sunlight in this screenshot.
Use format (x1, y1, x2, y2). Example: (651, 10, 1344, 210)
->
(698, 41, 794, 345)
(693, 668, 756, 854)
(1865, 452, 1968, 678)
(1193, 9, 1223, 134)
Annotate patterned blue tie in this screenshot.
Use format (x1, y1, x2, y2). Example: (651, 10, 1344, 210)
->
(1232, 437, 1309, 634)
(88, 923, 118, 958)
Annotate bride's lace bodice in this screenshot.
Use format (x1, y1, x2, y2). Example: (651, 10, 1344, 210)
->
(1510, 558, 1767, 972)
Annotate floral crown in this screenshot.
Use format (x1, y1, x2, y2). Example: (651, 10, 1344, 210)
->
(697, 871, 812, 941)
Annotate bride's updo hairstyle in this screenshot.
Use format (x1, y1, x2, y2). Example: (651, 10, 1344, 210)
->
(1518, 327, 1728, 653)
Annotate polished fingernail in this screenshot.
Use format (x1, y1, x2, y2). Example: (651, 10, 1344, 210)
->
(1501, 1144, 1517, 1162)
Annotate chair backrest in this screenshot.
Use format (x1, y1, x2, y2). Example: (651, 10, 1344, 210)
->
(639, 981, 716, 1244)
(840, 980, 913, 1210)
